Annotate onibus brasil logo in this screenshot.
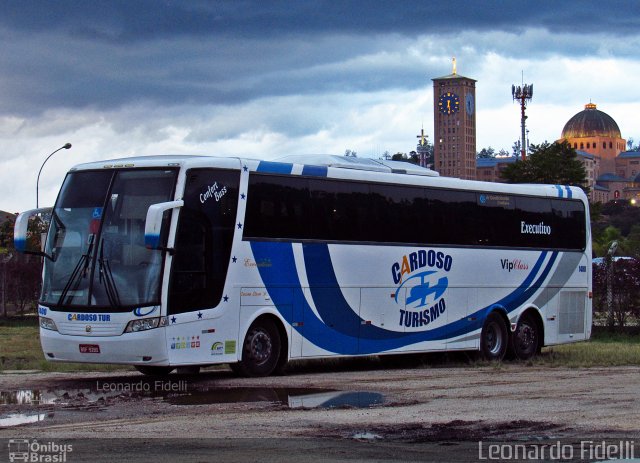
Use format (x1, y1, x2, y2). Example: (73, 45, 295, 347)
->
(391, 250, 452, 328)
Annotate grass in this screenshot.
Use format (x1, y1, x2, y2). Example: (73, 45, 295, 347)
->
(0, 318, 130, 373)
(0, 318, 638, 373)
(535, 332, 640, 368)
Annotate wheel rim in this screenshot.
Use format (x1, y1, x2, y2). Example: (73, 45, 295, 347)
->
(517, 322, 536, 353)
(486, 322, 503, 355)
(248, 329, 272, 366)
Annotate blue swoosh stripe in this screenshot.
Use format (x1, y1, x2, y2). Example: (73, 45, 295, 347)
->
(555, 185, 564, 198)
(565, 186, 573, 198)
(302, 244, 552, 346)
(303, 244, 405, 341)
(250, 241, 556, 354)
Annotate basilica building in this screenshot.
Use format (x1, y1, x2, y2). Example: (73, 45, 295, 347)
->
(469, 102, 638, 203)
(559, 102, 639, 203)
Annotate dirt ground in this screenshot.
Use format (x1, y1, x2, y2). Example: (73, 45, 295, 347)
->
(1, 362, 639, 462)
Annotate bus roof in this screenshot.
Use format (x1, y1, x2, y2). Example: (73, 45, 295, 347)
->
(275, 155, 440, 177)
(69, 154, 588, 202)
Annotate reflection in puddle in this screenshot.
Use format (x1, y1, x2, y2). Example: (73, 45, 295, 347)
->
(0, 390, 57, 405)
(1, 385, 385, 427)
(2, 386, 385, 410)
(166, 388, 385, 409)
(0, 389, 104, 406)
(288, 391, 384, 409)
(0, 413, 48, 427)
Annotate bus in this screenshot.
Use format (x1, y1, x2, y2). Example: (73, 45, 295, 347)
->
(14, 154, 591, 376)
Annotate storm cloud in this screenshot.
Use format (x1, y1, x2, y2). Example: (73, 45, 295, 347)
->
(1, 1, 640, 211)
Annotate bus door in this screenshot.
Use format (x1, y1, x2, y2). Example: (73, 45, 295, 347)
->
(166, 168, 240, 363)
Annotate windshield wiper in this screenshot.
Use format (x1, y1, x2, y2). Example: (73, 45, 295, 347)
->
(56, 234, 95, 306)
(98, 238, 121, 307)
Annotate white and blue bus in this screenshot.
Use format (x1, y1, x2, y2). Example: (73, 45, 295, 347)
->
(15, 154, 591, 376)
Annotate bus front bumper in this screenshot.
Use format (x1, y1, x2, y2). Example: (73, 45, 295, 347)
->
(39, 327, 169, 365)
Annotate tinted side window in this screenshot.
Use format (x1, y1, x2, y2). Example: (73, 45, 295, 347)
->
(424, 188, 476, 245)
(551, 199, 586, 249)
(475, 194, 517, 247)
(309, 179, 369, 241)
(244, 176, 310, 240)
(515, 197, 554, 248)
(243, 173, 585, 250)
(368, 184, 425, 243)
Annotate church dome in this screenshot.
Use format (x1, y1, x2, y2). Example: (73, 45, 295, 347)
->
(561, 103, 621, 139)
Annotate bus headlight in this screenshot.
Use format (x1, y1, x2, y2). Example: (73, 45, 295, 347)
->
(124, 316, 168, 333)
(40, 317, 58, 332)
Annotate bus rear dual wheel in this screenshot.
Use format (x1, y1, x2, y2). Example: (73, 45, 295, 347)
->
(480, 312, 540, 361)
(509, 312, 540, 361)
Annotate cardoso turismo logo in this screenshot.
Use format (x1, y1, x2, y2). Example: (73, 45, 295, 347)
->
(391, 250, 453, 328)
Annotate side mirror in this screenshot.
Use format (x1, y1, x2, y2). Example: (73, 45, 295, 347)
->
(14, 207, 53, 257)
(144, 200, 183, 250)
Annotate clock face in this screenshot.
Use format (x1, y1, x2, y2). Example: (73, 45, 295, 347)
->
(465, 93, 474, 116)
(438, 92, 460, 114)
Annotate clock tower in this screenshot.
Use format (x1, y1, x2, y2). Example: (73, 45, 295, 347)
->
(432, 59, 477, 179)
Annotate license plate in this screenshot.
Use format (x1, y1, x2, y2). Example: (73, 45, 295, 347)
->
(79, 344, 100, 354)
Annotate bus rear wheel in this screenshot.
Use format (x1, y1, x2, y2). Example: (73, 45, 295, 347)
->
(510, 313, 540, 360)
(135, 365, 174, 376)
(236, 318, 281, 377)
(480, 312, 508, 361)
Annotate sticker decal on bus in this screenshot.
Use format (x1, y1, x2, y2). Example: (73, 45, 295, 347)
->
(392, 250, 452, 328)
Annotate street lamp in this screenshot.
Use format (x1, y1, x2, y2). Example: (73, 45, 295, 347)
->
(606, 240, 619, 330)
(36, 143, 72, 208)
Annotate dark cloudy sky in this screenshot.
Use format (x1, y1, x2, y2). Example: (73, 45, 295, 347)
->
(2, 0, 640, 211)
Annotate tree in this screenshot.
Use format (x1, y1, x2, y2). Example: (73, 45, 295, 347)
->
(592, 225, 624, 257)
(0, 213, 45, 317)
(416, 138, 434, 167)
(344, 149, 357, 157)
(593, 258, 640, 330)
(512, 141, 521, 159)
(500, 141, 588, 194)
(477, 147, 496, 159)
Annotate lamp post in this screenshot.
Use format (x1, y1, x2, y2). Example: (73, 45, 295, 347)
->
(606, 240, 619, 330)
(36, 143, 71, 208)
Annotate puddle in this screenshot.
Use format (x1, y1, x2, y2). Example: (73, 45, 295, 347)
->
(352, 431, 384, 441)
(0, 413, 48, 427)
(288, 390, 385, 409)
(0, 390, 57, 405)
(2, 386, 385, 411)
(166, 388, 386, 409)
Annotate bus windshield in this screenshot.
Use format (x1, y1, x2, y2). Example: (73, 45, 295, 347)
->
(41, 168, 177, 311)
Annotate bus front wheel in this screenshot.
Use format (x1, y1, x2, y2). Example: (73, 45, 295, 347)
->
(480, 312, 508, 361)
(236, 318, 281, 377)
